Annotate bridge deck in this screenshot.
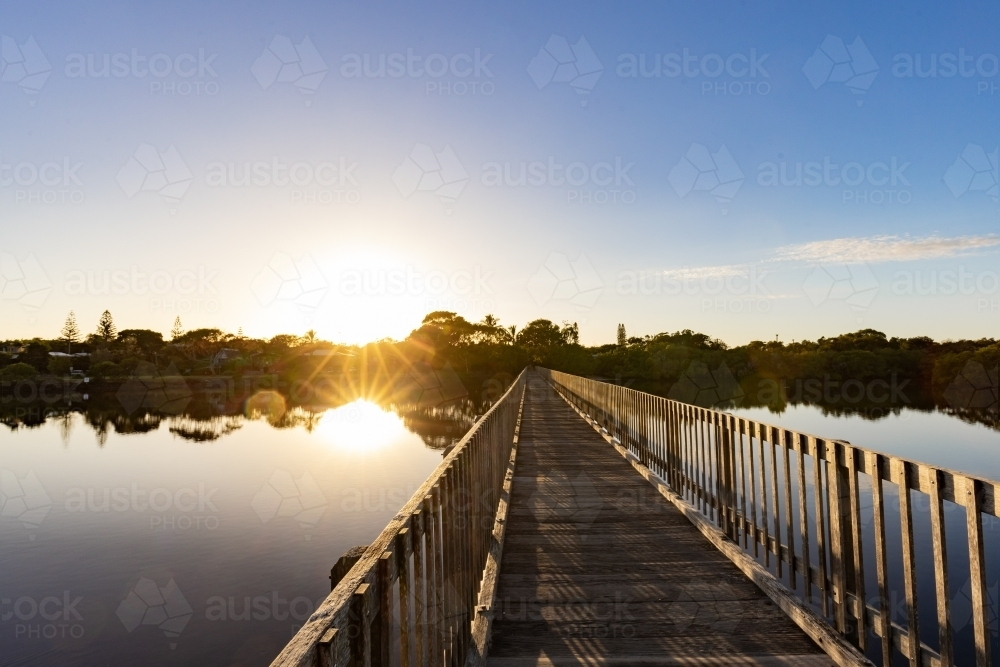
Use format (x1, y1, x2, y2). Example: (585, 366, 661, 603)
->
(487, 375, 832, 666)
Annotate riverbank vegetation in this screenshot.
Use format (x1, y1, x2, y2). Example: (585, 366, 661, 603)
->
(2, 310, 997, 422)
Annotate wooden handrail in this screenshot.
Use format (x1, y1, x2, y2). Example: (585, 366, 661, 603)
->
(269, 369, 528, 667)
(537, 367, 998, 667)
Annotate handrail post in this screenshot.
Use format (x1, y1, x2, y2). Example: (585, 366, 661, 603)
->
(964, 476, 993, 667)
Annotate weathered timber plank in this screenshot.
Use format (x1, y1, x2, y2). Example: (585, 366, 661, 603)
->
(487, 375, 832, 666)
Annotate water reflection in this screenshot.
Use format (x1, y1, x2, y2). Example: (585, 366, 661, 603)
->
(0, 378, 465, 667)
(0, 370, 493, 451)
(316, 401, 411, 453)
(626, 374, 999, 432)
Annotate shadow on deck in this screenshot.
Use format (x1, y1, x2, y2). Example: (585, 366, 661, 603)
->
(488, 376, 833, 666)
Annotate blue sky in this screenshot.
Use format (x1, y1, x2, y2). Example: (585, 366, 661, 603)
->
(0, 0, 997, 344)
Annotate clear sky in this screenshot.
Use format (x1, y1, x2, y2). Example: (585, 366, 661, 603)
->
(1, 0, 998, 345)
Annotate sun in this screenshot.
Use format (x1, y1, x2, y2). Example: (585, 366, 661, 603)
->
(315, 399, 410, 452)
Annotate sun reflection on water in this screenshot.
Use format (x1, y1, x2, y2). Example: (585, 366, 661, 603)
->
(315, 399, 410, 452)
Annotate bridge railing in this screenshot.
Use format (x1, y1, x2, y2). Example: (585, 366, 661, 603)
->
(538, 367, 999, 667)
(270, 369, 527, 667)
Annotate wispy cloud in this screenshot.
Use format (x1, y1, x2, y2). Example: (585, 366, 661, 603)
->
(662, 264, 752, 280)
(773, 234, 1000, 265)
(657, 234, 1000, 280)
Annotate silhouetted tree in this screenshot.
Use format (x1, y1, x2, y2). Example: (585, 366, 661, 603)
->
(60, 311, 80, 353)
(95, 310, 117, 343)
(171, 316, 184, 341)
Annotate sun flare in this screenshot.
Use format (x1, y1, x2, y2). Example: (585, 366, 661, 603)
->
(316, 400, 409, 452)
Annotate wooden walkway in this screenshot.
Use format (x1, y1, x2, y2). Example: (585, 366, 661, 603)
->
(487, 375, 833, 666)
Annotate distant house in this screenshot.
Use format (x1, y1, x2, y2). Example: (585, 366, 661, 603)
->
(1, 345, 24, 355)
(48, 351, 90, 358)
(212, 348, 243, 368)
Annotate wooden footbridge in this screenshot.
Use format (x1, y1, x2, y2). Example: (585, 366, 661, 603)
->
(271, 369, 999, 667)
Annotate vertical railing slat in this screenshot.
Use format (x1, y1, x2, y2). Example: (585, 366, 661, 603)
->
(828, 442, 848, 633)
(413, 509, 426, 667)
(928, 468, 952, 665)
(845, 447, 866, 650)
(757, 423, 771, 568)
(378, 551, 393, 667)
(964, 476, 993, 667)
(812, 438, 830, 617)
(769, 427, 782, 577)
(869, 452, 893, 667)
(728, 417, 739, 539)
(748, 421, 760, 559)
(737, 420, 749, 550)
(781, 430, 795, 590)
(396, 528, 411, 667)
(894, 458, 921, 667)
(428, 489, 443, 667)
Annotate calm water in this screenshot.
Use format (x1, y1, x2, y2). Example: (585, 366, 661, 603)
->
(729, 404, 1000, 481)
(0, 400, 449, 667)
(1, 399, 997, 666)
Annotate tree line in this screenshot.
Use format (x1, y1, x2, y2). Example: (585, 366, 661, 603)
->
(1, 310, 997, 417)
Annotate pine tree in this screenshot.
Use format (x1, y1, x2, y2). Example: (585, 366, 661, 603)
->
(95, 310, 117, 343)
(617, 323, 627, 346)
(60, 311, 80, 353)
(170, 316, 184, 341)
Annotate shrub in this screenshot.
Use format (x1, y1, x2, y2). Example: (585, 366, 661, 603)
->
(0, 363, 40, 380)
(89, 361, 124, 379)
(48, 356, 73, 376)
